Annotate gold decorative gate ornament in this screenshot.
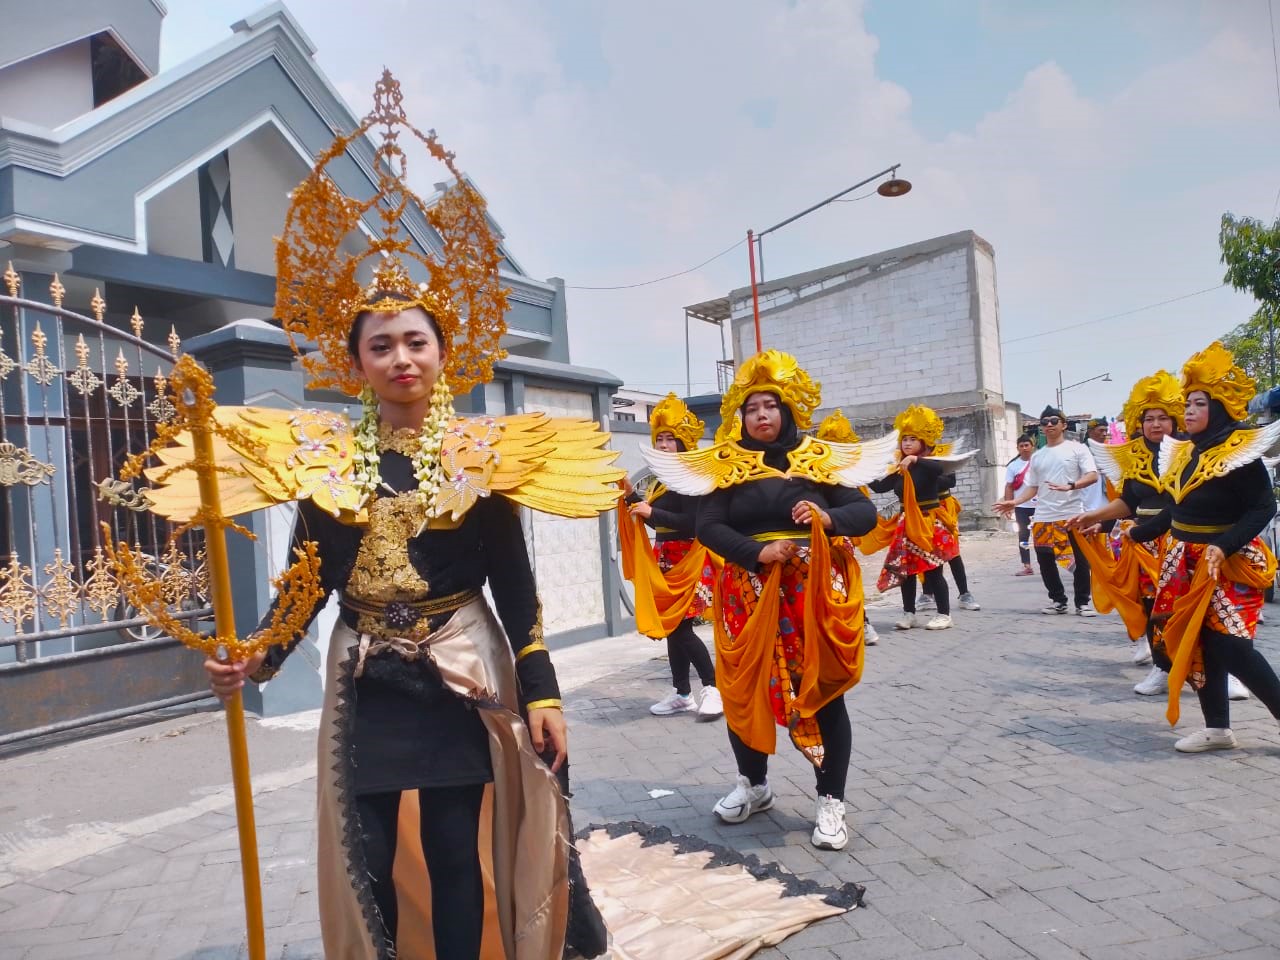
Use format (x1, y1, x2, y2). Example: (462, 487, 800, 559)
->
(0, 442, 55, 486)
(101, 354, 322, 960)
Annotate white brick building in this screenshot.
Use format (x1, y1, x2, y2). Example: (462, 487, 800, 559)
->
(686, 231, 1020, 528)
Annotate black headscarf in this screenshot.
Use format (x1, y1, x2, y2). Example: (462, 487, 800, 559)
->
(1190, 397, 1247, 451)
(738, 396, 799, 470)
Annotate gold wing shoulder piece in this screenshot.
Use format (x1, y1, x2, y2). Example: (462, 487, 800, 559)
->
(1158, 435, 1191, 485)
(140, 406, 365, 523)
(442, 412, 624, 519)
(1217, 420, 1280, 474)
(926, 448, 978, 469)
(785, 432, 901, 487)
(1088, 437, 1131, 485)
(639, 440, 776, 495)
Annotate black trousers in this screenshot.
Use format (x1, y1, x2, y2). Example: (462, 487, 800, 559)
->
(727, 695, 852, 799)
(903, 567, 950, 615)
(1143, 597, 1173, 673)
(667, 617, 715, 695)
(1196, 629, 1280, 729)
(356, 783, 486, 960)
(1035, 527, 1091, 607)
(1015, 507, 1035, 566)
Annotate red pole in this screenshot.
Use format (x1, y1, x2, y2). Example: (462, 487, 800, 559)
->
(747, 229, 762, 352)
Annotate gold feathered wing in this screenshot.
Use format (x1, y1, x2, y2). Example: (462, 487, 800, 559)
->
(640, 431, 903, 494)
(1088, 438, 1139, 486)
(142, 407, 623, 524)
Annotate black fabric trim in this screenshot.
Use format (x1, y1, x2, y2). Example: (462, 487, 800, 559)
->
(575, 820, 867, 909)
(332, 644, 395, 959)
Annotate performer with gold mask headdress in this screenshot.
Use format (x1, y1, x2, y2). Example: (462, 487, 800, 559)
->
(1127, 342, 1280, 753)
(641, 350, 898, 851)
(169, 72, 619, 959)
(619, 393, 723, 719)
(867, 405, 975, 631)
(1068, 372, 1183, 695)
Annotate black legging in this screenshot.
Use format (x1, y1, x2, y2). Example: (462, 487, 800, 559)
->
(1034, 528, 1091, 607)
(668, 617, 716, 696)
(902, 567, 949, 615)
(922, 556, 969, 597)
(356, 783, 486, 959)
(727, 696, 852, 799)
(1196, 629, 1280, 729)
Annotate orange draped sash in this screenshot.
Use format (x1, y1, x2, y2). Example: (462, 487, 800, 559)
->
(1074, 532, 1161, 640)
(713, 513, 865, 757)
(617, 501, 721, 639)
(856, 514, 897, 555)
(1160, 544, 1277, 726)
(900, 469, 935, 554)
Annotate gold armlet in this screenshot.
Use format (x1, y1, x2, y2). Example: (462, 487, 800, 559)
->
(516, 640, 549, 662)
(526, 698, 563, 711)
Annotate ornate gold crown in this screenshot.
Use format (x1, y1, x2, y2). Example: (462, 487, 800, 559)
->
(720, 350, 821, 431)
(893, 404, 944, 447)
(275, 70, 508, 396)
(815, 409, 860, 443)
(714, 414, 742, 443)
(1121, 370, 1184, 436)
(1181, 341, 1254, 423)
(649, 392, 705, 450)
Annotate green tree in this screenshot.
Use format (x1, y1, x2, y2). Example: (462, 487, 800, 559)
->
(1219, 213, 1280, 390)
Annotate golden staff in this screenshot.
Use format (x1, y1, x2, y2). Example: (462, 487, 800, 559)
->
(103, 356, 321, 960)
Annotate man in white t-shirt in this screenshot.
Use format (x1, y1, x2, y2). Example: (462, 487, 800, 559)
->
(995, 406, 1100, 616)
(1081, 419, 1111, 513)
(1003, 435, 1038, 576)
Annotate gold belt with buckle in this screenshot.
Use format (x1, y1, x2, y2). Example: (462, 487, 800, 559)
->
(1172, 520, 1231, 534)
(341, 587, 481, 639)
(751, 531, 811, 544)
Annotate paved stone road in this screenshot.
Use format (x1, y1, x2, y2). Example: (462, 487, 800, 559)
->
(4, 534, 1280, 958)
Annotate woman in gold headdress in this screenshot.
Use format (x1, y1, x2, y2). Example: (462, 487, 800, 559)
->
(189, 74, 616, 959)
(641, 351, 897, 851)
(1128, 342, 1280, 753)
(868, 405, 969, 631)
(1068, 372, 1182, 694)
(619, 393, 723, 719)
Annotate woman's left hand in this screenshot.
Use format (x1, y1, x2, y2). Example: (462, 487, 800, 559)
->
(792, 500, 831, 529)
(1204, 544, 1226, 581)
(528, 707, 568, 773)
(629, 501, 653, 519)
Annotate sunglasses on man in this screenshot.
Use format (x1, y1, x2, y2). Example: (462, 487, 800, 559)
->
(1040, 417, 1062, 427)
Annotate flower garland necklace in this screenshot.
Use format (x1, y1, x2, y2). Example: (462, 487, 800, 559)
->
(352, 375, 454, 518)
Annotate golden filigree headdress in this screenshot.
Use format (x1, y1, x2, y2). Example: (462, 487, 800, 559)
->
(1121, 370, 1184, 436)
(649, 393, 705, 450)
(1181, 341, 1254, 423)
(893, 404, 944, 448)
(816, 409, 860, 444)
(720, 350, 821, 431)
(275, 70, 508, 396)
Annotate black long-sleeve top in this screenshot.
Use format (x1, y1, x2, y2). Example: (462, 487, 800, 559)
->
(1130, 452, 1276, 557)
(627, 487, 697, 543)
(867, 457, 948, 506)
(252, 449, 558, 794)
(1119, 439, 1171, 518)
(696, 475, 876, 572)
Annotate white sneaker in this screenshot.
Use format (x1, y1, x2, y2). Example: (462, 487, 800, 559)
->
(1134, 665, 1167, 696)
(713, 775, 774, 823)
(1041, 602, 1069, 615)
(958, 592, 981, 611)
(924, 614, 953, 630)
(1132, 642, 1153, 665)
(649, 689, 696, 717)
(865, 622, 879, 646)
(917, 594, 936, 611)
(1174, 728, 1238, 753)
(811, 795, 848, 850)
(1075, 604, 1098, 618)
(895, 613, 918, 630)
(1227, 675, 1251, 701)
(696, 686, 724, 721)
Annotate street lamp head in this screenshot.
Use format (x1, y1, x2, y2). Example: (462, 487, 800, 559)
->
(877, 177, 912, 198)
(1103, 374, 1112, 382)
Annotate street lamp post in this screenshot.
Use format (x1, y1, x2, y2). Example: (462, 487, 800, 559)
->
(1056, 370, 1112, 416)
(746, 164, 912, 352)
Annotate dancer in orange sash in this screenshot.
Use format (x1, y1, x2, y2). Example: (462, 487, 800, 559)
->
(1127, 343, 1280, 753)
(640, 351, 897, 850)
(620, 393, 723, 720)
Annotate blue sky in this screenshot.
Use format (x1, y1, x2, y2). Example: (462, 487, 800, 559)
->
(161, 0, 1280, 417)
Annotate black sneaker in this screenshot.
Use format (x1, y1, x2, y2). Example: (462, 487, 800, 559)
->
(1040, 602, 1068, 615)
